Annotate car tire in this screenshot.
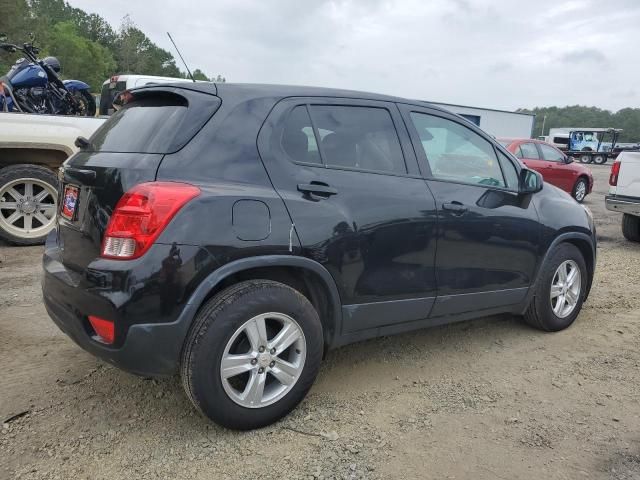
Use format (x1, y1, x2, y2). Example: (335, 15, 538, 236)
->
(0, 164, 58, 245)
(593, 154, 606, 165)
(579, 154, 592, 164)
(622, 214, 640, 242)
(524, 243, 587, 332)
(572, 178, 588, 203)
(181, 279, 324, 430)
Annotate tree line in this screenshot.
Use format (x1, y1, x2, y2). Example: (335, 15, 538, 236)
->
(517, 105, 640, 143)
(1, 0, 637, 140)
(0, 0, 224, 91)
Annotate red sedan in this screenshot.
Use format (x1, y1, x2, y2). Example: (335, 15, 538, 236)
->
(499, 138, 594, 202)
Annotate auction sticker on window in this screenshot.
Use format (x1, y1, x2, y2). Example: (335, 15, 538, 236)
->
(61, 185, 80, 220)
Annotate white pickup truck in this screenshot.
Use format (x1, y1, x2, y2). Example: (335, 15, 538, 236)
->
(606, 151, 640, 242)
(0, 112, 105, 244)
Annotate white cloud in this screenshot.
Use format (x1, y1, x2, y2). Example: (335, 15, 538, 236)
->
(66, 0, 640, 111)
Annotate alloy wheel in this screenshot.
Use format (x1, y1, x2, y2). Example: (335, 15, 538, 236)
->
(220, 312, 306, 408)
(574, 181, 587, 202)
(550, 260, 582, 318)
(0, 178, 57, 239)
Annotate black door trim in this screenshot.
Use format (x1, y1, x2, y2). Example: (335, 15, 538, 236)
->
(341, 296, 436, 333)
(431, 287, 529, 317)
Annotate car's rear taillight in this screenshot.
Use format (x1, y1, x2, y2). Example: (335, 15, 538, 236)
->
(101, 182, 200, 260)
(88, 315, 115, 344)
(609, 160, 621, 186)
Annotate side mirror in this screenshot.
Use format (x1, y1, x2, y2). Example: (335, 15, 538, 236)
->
(74, 136, 91, 149)
(519, 168, 543, 194)
(565, 155, 574, 164)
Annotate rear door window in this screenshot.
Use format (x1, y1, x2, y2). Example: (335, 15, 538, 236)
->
(518, 143, 540, 159)
(308, 105, 407, 174)
(280, 105, 321, 164)
(539, 143, 565, 162)
(89, 91, 220, 154)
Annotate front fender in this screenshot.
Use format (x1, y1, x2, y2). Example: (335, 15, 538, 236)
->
(63, 79, 90, 91)
(520, 231, 596, 314)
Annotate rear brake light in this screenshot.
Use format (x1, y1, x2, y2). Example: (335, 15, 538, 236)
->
(88, 315, 115, 344)
(609, 160, 621, 186)
(101, 182, 200, 259)
(110, 75, 119, 83)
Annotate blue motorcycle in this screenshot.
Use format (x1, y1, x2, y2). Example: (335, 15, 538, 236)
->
(0, 34, 95, 116)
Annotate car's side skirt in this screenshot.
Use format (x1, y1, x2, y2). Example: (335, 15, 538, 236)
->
(334, 287, 529, 348)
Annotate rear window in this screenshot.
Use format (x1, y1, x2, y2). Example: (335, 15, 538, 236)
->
(99, 80, 126, 115)
(89, 91, 220, 154)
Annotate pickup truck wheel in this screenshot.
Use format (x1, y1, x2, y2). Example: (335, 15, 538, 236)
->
(572, 178, 588, 203)
(0, 164, 58, 245)
(524, 243, 587, 332)
(181, 280, 323, 430)
(622, 214, 640, 242)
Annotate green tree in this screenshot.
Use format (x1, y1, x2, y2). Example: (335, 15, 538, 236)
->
(0, 0, 224, 91)
(115, 15, 181, 76)
(519, 105, 640, 143)
(0, 0, 31, 72)
(191, 69, 209, 81)
(46, 21, 116, 90)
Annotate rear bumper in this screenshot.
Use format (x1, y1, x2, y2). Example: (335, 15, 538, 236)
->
(43, 281, 190, 376)
(605, 195, 640, 216)
(41, 232, 214, 377)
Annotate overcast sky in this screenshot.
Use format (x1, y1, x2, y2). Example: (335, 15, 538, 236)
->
(67, 0, 640, 112)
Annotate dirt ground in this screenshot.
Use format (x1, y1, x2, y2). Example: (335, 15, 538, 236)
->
(1, 164, 639, 480)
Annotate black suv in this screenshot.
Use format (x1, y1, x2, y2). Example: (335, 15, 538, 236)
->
(43, 83, 596, 429)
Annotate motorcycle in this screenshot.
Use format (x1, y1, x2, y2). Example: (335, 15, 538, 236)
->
(0, 33, 95, 116)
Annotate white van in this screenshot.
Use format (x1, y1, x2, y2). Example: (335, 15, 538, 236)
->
(98, 75, 196, 115)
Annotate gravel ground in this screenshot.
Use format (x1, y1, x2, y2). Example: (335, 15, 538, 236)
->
(1, 164, 639, 480)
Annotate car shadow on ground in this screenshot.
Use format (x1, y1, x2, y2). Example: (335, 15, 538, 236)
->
(54, 312, 534, 433)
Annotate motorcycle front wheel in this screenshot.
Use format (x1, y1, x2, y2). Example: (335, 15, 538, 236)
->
(72, 90, 96, 117)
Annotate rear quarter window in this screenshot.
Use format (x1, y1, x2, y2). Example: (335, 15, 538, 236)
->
(89, 90, 221, 154)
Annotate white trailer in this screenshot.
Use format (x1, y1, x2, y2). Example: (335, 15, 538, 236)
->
(428, 101, 536, 139)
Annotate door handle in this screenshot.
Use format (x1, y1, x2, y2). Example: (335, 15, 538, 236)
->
(442, 202, 468, 215)
(297, 182, 338, 200)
